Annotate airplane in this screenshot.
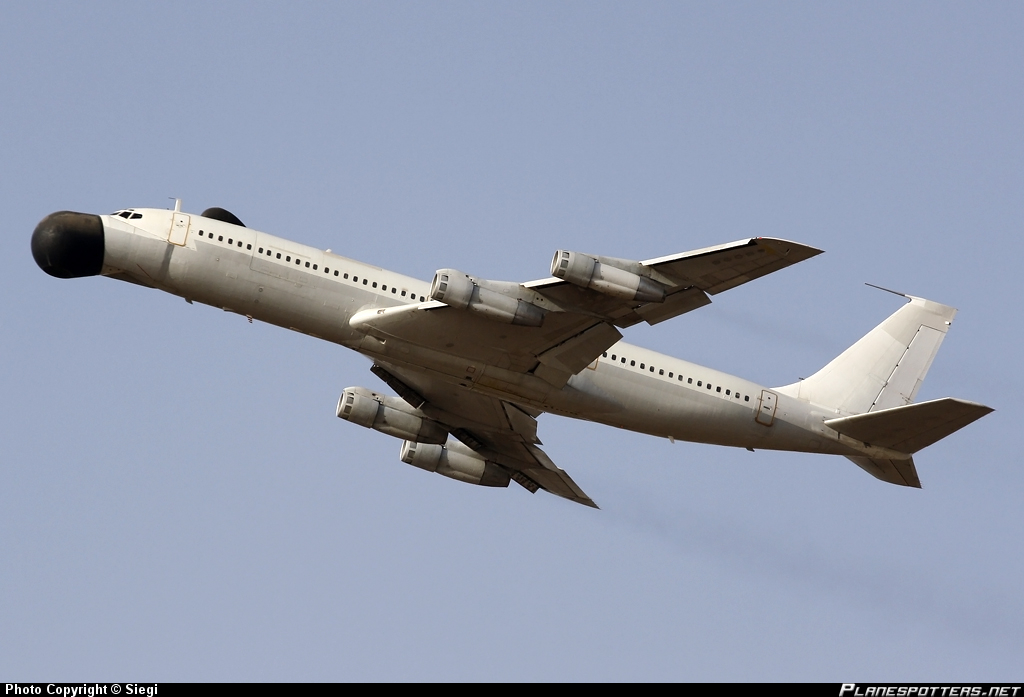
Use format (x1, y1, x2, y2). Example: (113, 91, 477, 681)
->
(31, 203, 993, 508)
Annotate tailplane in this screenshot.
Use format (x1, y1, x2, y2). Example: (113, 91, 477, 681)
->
(830, 398, 994, 488)
(845, 455, 921, 488)
(824, 397, 993, 454)
(775, 296, 993, 487)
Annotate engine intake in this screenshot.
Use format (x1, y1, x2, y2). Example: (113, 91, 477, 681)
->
(430, 269, 545, 327)
(550, 250, 666, 303)
(400, 439, 511, 488)
(337, 387, 447, 444)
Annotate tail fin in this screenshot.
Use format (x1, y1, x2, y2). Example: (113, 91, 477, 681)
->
(776, 295, 956, 415)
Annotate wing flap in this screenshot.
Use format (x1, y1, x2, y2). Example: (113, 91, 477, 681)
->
(373, 361, 598, 508)
(534, 322, 622, 387)
(634, 286, 711, 325)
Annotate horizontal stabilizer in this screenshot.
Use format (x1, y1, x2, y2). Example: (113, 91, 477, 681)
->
(845, 455, 921, 488)
(826, 397, 993, 454)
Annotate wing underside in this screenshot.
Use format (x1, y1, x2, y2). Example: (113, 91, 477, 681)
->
(374, 362, 598, 508)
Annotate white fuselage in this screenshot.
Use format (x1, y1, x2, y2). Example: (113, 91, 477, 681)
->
(99, 208, 877, 460)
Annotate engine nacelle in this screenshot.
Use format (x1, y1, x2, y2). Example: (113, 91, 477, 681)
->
(430, 269, 545, 327)
(550, 250, 666, 303)
(337, 387, 447, 444)
(400, 438, 511, 488)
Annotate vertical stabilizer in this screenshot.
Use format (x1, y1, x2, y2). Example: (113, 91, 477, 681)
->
(777, 296, 956, 415)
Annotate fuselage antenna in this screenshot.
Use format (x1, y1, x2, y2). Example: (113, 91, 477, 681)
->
(864, 282, 907, 298)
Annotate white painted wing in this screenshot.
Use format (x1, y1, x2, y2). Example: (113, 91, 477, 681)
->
(373, 362, 598, 508)
(351, 302, 622, 389)
(525, 237, 823, 328)
(353, 238, 820, 390)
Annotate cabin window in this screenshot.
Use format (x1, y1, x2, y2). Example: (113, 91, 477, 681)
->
(603, 352, 608, 358)
(257, 246, 262, 253)
(621, 358, 626, 364)
(630, 360, 636, 367)
(305, 261, 310, 268)
(372, 282, 378, 288)
(659, 369, 664, 375)
(668, 372, 673, 378)
(640, 363, 645, 369)
(218, 236, 224, 242)
(697, 381, 701, 387)
(334, 271, 339, 277)
(745, 395, 750, 401)
(296, 258, 301, 265)
(324, 267, 328, 273)
(707, 383, 712, 390)
(286, 255, 291, 262)
(687, 377, 692, 384)
(401, 290, 407, 296)
(276, 253, 281, 259)
(228, 238, 233, 245)
(363, 279, 368, 285)
(382, 284, 387, 291)
(725, 389, 731, 395)
(247, 244, 252, 250)
(345, 273, 349, 279)
(199, 231, 204, 237)
(716, 386, 721, 393)
(267, 250, 271, 256)
(238, 241, 243, 248)
(420, 295, 425, 301)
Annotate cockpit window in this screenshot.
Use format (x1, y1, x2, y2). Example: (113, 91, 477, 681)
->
(112, 209, 142, 220)
(129, 213, 142, 219)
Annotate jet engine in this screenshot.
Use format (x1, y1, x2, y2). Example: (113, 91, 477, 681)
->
(337, 387, 447, 444)
(400, 438, 511, 488)
(550, 250, 666, 303)
(430, 269, 545, 327)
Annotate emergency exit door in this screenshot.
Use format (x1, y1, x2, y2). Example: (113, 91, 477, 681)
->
(755, 390, 778, 426)
(168, 213, 190, 246)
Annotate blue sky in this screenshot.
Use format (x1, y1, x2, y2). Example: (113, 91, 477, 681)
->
(2, 2, 1021, 680)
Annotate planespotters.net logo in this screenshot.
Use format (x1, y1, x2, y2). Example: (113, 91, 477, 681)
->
(841, 687, 1021, 697)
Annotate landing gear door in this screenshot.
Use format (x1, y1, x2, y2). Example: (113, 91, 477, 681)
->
(169, 213, 190, 246)
(755, 390, 778, 426)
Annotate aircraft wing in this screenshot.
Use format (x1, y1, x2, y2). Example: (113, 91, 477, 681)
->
(351, 237, 821, 389)
(371, 362, 598, 508)
(525, 237, 823, 328)
(352, 301, 621, 389)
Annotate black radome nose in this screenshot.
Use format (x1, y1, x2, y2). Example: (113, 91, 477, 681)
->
(31, 211, 105, 278)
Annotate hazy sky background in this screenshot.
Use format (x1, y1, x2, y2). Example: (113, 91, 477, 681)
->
(2, 2, 1021, 680)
